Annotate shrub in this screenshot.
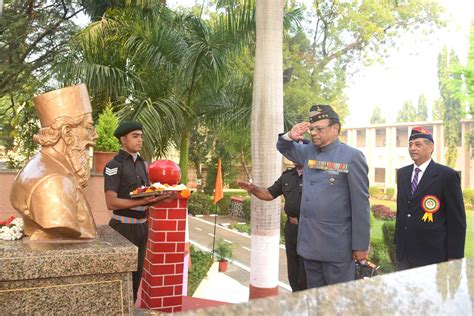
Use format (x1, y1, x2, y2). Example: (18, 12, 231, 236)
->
(217, 195, 232, 215)
(188, 246, 213, 295)
(369, 186, 383, 198)
(382, 221, 396, 266)
(221, 190, 249, 199)
(95, 106, 120, 152)
(242, 198, 251, 222)
(369, 237, 386, 264)
(369, 237, 395, 273)
(371, 204, 396, 220)
(370, 211, 375, 228)
(385, 187, 395, 200)
(230, 223, 250, 235)
(188, 192, 212, 215)
(463, 189, 474, 206)
(280, 211, 287, 244)
(215, 239, 233, 261)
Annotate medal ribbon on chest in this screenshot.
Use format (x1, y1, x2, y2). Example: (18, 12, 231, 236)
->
(308, 160, 349, 173)
(421, 195, 440, 222)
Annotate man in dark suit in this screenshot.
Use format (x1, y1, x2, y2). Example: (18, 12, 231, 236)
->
(395, 126, 466, 270)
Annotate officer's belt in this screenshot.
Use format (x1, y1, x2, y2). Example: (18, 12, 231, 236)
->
(112, 214, 147, 224)
(130, 205, 148, 211)
(288, 216, 299, 224)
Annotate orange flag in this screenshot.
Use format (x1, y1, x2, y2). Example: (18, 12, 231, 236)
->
(213, 158, 224, 205)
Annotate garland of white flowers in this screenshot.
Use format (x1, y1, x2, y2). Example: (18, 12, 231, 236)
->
(0, 217, 24, 241)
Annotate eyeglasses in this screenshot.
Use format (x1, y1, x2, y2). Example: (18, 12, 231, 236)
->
(308, 124, 332, 134)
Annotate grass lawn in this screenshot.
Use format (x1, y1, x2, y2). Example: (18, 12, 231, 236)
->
(369, 197, 474, 258)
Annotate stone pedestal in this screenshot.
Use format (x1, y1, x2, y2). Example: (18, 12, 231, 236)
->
(0, 225, 136, 314)
(141, 198, 188, 312)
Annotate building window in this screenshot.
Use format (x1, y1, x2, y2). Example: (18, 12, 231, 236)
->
(375, 168, 385, 183)
(396, 127, 408, 147)
(376, 129, 386, 147)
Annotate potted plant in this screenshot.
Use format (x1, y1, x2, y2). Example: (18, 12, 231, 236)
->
(93, 106, 120, 173)
(215, 239, 233, 272)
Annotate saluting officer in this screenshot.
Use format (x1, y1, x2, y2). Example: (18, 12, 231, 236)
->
(103, 121, 174, 302)
(277, 105, 370, 289)
(238, 156, 307, 292)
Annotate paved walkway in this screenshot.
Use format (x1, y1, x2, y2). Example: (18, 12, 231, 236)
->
(189, 214, 292, 297)
(192, 262, 249, 303)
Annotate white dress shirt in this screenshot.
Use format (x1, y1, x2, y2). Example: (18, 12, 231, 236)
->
(411, 159, 432, 185)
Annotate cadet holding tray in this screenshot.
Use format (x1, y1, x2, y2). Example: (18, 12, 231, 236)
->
(103, 121, 176, 303)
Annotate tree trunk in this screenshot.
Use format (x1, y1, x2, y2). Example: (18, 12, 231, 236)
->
(194, 160, 203, 192)
(249, 0, 284, 299)
(179, 128, 191, 184)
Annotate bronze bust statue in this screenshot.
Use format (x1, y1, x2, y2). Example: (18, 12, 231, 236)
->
(10, 84, 98, 240)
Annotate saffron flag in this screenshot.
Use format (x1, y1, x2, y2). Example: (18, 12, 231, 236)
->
(213, 158, 224, 205)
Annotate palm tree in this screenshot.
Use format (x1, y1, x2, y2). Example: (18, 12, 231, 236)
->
(249, 0, 284, 299)
(58, 3, 253, 177)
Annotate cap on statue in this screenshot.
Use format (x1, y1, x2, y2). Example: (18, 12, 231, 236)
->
(33, 84, 92, 127)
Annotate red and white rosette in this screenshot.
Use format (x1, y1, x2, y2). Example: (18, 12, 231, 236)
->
(421, 195, 440, 222)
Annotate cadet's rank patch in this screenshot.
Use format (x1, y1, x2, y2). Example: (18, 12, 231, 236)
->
(308, 160, 349, 173)
(421, 195, 440, 222)
(105, 167, 118, 176)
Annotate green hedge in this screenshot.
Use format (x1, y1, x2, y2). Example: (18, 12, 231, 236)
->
(188, 246, 213, 295)
(385, 187, 395, 200)
(370, 236, 395, 273)
(382, 221, 396, 266)
(463, 189, 474, 206)
(188, 192, 212, 215)
(217, 195, 232, 215)
(369, 186, 383, 198)
(223, 190, 250, 198)
(230, 223, 251, 235)
(242, 198, 251, 222)
(369, 237, 386, 264)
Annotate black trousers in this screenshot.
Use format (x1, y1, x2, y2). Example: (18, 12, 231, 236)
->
(109, 219, 148, 303)
(284, 221, 307, 291)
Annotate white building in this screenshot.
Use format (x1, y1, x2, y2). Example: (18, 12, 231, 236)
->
(341, 120, 473, 189)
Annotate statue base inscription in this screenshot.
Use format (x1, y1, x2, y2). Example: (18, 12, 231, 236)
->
(0, 225, 136, 314)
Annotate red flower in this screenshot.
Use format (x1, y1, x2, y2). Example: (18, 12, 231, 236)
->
(0, 215, 16, 227)
(6, 216, 16, 225)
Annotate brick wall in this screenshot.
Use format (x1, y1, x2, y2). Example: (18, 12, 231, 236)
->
(141, 198, 188, 312)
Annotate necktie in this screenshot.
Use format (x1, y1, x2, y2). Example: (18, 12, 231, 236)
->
(411, 167, 421, 195)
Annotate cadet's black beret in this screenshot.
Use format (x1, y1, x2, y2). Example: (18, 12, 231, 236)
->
(409, 126, 433, 143)
(114, 121, 143, 138)
(308, 104, 339, 123)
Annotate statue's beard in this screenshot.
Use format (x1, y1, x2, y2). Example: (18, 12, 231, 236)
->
(67, 139, 91, 187)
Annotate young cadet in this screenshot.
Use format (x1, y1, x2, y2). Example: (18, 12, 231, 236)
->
(103, 121, 175, 302)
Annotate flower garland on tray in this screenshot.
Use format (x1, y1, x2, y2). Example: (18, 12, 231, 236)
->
(0, 215, 24, 241)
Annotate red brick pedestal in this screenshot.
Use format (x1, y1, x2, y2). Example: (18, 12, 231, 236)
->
(141, 198, 188, 312)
